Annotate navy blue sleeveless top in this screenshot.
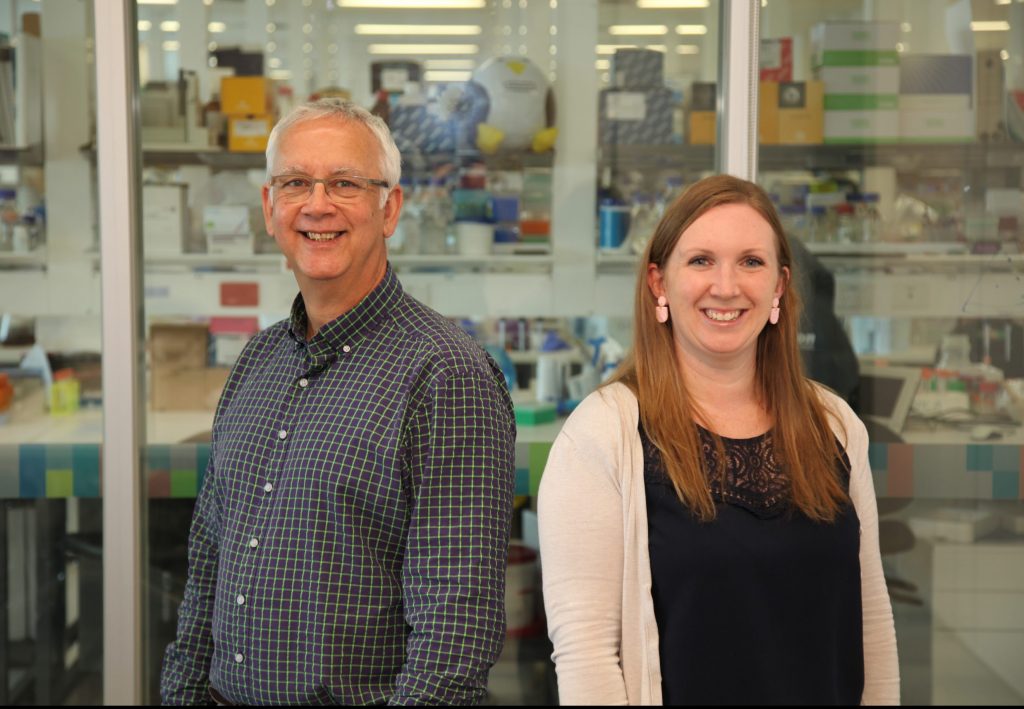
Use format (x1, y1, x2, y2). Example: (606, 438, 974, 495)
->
(641, 422, 864, 705)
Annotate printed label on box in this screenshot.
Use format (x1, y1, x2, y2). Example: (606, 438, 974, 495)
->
(606, 92, 646, 121)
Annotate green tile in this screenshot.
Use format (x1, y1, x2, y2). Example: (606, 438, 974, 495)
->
(46, 469, 73, 498)
(992, 471, 1019, 500)
(966, 444, 994, 472)
(528, 442, 552, 497)
(170, 470, 198, 498)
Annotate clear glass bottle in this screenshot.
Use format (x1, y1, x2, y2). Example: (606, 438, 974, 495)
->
(806, 205, 828, 243)
(835, 202, 859, 244)
(626, 192, 657, 255)
(857, 192, 882, 243)
(0, 188, 17, 252)
(419, 177, 452, 255)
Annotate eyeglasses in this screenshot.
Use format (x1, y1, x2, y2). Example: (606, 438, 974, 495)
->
(269, 172, 390, 204)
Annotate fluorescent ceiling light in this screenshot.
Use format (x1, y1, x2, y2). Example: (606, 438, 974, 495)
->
(637, 0, 708, 7)
(369, 43, 479, 54)
(268, 57, 282, 68)
(995, 0, 1011, 5)
(140, 0, 178, 4)
(424, 58, 476, 69)
(676, 44, 699, 54)
(338, 0, 485, 8)
(424, 70, 471, 82)
(269, 70, 293, 81)
(596, 44, 665, 54)
(162, 40, 180, 51)
(208, 22, 227, 33)
(595, 59, 610, 70)
(160, 20, 181, 32)
(608, 25, 668, 36)
(138, 20, 152, 31)
(970, 20, 1011, 31)
(356, 24, 482, 35)
(675, 24, 707, 35)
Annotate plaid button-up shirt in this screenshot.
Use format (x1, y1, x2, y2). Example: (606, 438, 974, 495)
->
(161, 267, 516, 705)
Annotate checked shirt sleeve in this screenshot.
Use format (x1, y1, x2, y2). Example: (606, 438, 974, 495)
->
(159, 455, 221, 705)
(392, 363, 516, 706)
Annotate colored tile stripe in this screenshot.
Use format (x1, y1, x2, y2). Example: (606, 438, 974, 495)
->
(0, 442, 1020, 500)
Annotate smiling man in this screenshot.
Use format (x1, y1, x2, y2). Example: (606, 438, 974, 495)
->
(160, 99, 517, 706)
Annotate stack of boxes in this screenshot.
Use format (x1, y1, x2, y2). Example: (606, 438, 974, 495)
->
(687, 81, 716, 145)
(149, 323, 230, 411)
(899, 54, 974, 142)
(811, 21, 900, 143)
(599, 48, 675, 146)
(759, 36, 824, 145)
(221, 76, 275, 152)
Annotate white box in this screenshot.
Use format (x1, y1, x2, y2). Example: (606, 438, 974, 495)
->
(811, 20, 900, 52)
(824, 109, 900, 142)
(203, 205, 253, 255)
(143, 183, 188, 256)
(820, 66, 900, 95)
(909, 508, 1001, 544)
(899, 108, 974, 141)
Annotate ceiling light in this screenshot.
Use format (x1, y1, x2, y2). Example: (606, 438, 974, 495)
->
(162, 40, 180, 51)
(268, 58, 282, 69)
(595, 59, 610, 70)
(970, 21, 1011, 31)
(596, 43, 666, 54)
(369, 43, 479, 54)
(138, 20, 152, 31)
(675, 24, 707, 35)
(269, 70, 292, 80)
(424, 58, 476, 69)
(139, 0, 178, 4)
(676, 44, 699, 54)
(355, 24, 482, 35)
(608, 25, 668, 36)
(208, 22, 227, 33)
(424, 70, 472, 82)
(160, 20, 180, 32)
(637, 0, 708, 6)
(338, 0, 485, 8)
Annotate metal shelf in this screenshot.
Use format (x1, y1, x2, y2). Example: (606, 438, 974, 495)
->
(0, 144, 43, 166)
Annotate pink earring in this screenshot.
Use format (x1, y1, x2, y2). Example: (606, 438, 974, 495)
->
(655, 296, 669, 323)
(769, 297, 780, 325)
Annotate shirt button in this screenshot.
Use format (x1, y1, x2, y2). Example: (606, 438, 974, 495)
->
(278, 429, 287, 440)
(249, 537, 259, 548)
(298, 377, 309, 388)
(234, 653, 244, 663)
(342, 345, 351, 353)
(264, 482, 273, 493)
(236, 594, 245, 605)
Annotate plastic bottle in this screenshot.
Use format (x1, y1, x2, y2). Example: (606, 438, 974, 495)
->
(806, 205, 827, 243)
(419, 177, 452, 255)
(835, 202, 858, 244)
(0, 188, 17, 251)
(857, 192, 882, 243)
(626, 193, 657, 255)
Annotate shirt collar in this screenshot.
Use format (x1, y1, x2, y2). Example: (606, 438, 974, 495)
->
(287, 264, 404, 356)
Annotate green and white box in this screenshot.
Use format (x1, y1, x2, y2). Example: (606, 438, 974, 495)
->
(825, 110, 900, 143)
(819, 66, 900, 95)
(811, 20, 900, 68)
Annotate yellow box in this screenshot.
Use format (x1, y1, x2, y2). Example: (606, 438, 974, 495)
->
(221, 76, 272, 116)
(228, 115, 272, 152)
(688, 111, 716, 145)
(759, 80, 824, 145)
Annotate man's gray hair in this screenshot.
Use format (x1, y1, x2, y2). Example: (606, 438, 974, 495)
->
(265, 98, 402, 206)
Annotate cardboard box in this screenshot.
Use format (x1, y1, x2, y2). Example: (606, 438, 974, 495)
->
(686, 81, 716, 145)
(220, 76, 272, 116)
(760, 38, 793, 82)
(759, 80, 823, 144)
(598, 87, 675, 145)
(151, 366, 230, 411)
(150, 323, 209, 370)
(204, 205, 253, 255)
(227, 115, 271, 152)
(142, 183, 188, 257)
(612, 48, 664, 89)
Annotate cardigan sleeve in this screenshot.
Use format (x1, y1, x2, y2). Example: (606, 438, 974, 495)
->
(539, 391, 630, 705)
(840, 407, 902, 705)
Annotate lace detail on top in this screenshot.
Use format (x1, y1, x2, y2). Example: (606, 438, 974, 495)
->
(640, 423, 850, 519)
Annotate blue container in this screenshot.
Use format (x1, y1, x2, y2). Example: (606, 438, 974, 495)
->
(599, 204, 630, 249)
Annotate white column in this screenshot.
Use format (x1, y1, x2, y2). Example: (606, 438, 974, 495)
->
(551, 0, 598, 316)
(177, 0, 211, 102)
(94, 0, 145, 703)
(718, 0, 759, 180)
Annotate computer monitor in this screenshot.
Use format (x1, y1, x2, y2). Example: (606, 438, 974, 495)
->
(854, 365, 923, 436)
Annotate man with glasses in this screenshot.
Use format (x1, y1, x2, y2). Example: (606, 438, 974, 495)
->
(161, 99, 516, 705)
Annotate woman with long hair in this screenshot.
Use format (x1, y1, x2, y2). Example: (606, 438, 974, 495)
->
(538, 174, 899, 705)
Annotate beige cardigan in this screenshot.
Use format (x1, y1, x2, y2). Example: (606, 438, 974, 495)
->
(538, 382, 900, 705)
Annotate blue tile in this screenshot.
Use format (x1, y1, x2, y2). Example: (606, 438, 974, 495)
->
(147, 445, 170, 473)
(19, 445, 46, 498)
(966, 444, 994, 472)
(868, 442, 888, 472)
(515, 467, 530, 496)
(992, 471, 1019, 500)
(196, 445, 211, 489)
(72, 445, 100, 497)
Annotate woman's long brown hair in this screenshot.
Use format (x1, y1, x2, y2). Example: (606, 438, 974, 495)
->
(609, 175, 849, 522)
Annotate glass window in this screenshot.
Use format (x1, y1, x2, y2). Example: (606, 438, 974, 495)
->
(758, 1, 1024, 704)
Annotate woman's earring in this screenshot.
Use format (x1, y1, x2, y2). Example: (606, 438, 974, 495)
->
(655, 296, 669, 324)
(769, 297, 780, 325)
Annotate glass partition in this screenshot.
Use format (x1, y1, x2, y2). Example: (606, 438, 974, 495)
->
(758, 1, 1024, 704)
